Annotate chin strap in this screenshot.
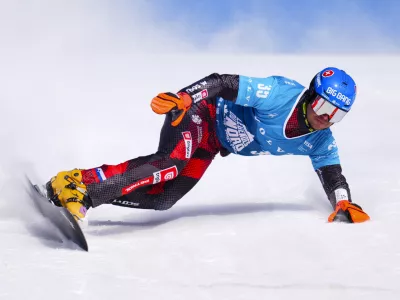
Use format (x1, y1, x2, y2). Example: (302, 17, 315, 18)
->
(300, 94, 315, 133)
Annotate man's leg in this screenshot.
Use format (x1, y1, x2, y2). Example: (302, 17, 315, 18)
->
(82, 100, 220, 208)
(113, 146, 216, 210)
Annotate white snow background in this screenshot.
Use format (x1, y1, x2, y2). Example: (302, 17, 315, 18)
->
(0, 1, 399, 300)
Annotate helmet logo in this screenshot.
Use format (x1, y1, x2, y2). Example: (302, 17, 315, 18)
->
(322, 70, 334, 77)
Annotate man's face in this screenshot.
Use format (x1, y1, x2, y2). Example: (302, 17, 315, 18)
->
(306, 103, 333, 130)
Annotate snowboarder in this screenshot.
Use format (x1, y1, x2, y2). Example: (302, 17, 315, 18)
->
(46, 67, 370, 223)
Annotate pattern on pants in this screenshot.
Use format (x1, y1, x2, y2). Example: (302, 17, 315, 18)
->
(82, 100, 221, 209)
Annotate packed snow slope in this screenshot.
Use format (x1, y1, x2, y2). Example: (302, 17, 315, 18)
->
(0, 53, 399, 300)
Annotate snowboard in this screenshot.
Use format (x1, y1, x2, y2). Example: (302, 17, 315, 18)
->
(25, 177, 88, 251)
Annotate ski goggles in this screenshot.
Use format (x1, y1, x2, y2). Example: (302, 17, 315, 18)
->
(311, 95, 347, 123)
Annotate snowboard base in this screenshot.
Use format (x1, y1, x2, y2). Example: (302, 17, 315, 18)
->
(25, 177, 88, 251)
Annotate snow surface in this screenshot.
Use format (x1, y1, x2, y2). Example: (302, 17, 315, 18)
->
(0, 53, 399, 300)
(0, 5, 400, 299)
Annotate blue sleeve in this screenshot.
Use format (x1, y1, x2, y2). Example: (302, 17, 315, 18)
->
(309, 134, 341, 170)
(236, 75, 277, 110)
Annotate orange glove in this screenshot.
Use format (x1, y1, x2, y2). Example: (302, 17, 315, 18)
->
(328, 200, 370, 223)
(151, 92, 192, 126)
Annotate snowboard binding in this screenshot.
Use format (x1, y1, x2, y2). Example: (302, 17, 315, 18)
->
(45, 180, 63, 207)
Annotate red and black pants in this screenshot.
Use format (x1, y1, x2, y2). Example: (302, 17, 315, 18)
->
(81, 100, 221, 210)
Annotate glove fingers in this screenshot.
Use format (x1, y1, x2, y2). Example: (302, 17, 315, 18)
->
(151, 92, 193, 126)
(328, 201, 370, 223)
(151, 93, 179, 115)
(151, 95, 178, 114)
(347, 206, 370, 223)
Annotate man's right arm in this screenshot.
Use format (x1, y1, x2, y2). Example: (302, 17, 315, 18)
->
(178, 73, 239, 102)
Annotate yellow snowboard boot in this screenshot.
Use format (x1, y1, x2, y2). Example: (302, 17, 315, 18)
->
(46, 169, 92, 221)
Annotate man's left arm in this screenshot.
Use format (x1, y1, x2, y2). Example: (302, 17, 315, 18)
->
(316, 164, 351, 209)
(310, 135, 370, 223)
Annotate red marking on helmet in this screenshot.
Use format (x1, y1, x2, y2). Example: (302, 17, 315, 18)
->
(312, 95, 322, 109)
(322, 70, 334, 77)
(354, 85, 357, 94)
(329, 107, 339, 120)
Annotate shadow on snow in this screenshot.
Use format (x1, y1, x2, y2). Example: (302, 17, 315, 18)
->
(87, 201, 314, 236)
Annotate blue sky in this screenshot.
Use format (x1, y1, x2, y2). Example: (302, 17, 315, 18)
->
(146, 0, 400, 53)
(1, 0, 399, 55)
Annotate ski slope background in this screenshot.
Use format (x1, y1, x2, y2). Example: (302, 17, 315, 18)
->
(1, 4, 400, 300)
